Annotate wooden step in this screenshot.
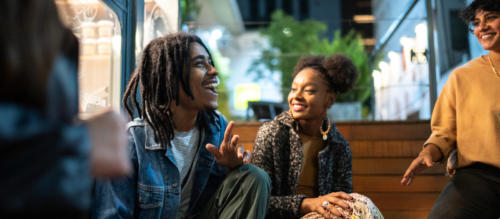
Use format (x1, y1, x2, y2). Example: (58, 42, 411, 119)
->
(352, 158, 447, 175)
(234, 121, 432, 141)
(335, 121, 431, 141)
(362, 193, 440, 211)
(350, 140, 426, 158)
(243, 141, 434, 158)
(239, 140, 430, 157)
(353, 176, 449, 193)
(232, 125, 261, 142)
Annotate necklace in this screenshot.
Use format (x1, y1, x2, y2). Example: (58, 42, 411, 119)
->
(487, 55, 500, 77)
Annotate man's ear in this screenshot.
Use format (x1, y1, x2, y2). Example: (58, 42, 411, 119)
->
(326, 92, 336, 109)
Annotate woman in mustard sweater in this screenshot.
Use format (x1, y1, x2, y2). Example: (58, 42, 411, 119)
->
(401, 0, 500, 218)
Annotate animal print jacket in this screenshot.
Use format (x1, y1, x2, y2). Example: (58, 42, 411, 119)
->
(251, 111, 353, 219)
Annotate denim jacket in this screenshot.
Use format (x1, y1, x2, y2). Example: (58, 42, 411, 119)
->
(92, 111, 228, 219)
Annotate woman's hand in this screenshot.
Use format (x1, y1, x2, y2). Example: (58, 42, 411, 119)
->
(206, 121, 252, 172)
(401, 144, 442, 186)
(300, 192, 353, 218)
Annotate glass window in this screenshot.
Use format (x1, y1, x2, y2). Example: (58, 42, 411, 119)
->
(144, 1, 170, 45)
(55, 0, 122, 118)
(136, 0, 170, 59)
(372, 0, 431, 120)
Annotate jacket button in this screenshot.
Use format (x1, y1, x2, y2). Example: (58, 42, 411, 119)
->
(172, 183, 178, 188)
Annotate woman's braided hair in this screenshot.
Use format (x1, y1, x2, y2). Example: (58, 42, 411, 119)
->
(123, 32, 219, 149)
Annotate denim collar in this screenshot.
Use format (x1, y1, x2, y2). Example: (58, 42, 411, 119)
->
(143, 110, 221, 150)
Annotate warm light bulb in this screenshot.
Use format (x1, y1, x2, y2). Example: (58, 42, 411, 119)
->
(379, 61, 389, 70)
(415, 23, 427, 35)
(388, 51, 398, 60)
(211, 29, 222, 40)
(400, 37, 411, 47)
(112, 36, 121, 53)
(372, 70, 382, 89)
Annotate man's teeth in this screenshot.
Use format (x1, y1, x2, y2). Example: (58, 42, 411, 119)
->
(204, 83, 218, 89)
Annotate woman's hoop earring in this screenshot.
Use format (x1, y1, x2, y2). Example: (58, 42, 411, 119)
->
(320, 114, 331, 140)
(289, 110, 299, 131)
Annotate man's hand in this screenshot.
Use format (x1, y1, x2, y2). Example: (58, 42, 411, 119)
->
(86, 110, 131, 178)
(206, 121, 251, 171)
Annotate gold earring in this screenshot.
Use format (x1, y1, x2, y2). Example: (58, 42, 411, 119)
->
(289, 109, 295, 122)
(320, 116, 331, 140)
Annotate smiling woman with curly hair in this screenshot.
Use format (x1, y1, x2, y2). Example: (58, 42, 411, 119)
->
(251, 54, 383, 219)
(400, 0, 500, 218)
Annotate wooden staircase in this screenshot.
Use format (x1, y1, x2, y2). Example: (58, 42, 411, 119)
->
(233, 120, 449, 219)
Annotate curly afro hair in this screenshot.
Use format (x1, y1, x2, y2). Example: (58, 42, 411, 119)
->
(292, 54, 359, 94)
(459, 0, 500, 24)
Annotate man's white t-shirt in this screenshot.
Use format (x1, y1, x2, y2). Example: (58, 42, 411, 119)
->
(170, 127, 203, 219)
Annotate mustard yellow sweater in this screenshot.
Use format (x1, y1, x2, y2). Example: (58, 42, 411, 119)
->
(425, 55, 500, 171)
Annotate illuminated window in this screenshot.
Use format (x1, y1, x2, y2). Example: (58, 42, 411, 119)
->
(55, 0, 122, 118)
(353, 15, 375, 23)
(144, 1, 169, 46)
(233, 83, 261, 110)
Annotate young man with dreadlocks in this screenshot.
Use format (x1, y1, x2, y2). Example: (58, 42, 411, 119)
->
(401, 0, 500, 218)
(92, 33, 271, 219)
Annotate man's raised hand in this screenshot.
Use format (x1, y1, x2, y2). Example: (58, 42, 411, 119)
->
(206, 121, 252, 171)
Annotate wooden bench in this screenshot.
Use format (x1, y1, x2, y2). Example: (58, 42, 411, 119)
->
(233, 120, 448, 219)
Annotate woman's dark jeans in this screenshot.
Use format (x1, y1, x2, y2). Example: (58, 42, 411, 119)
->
(428, 162, 500, 219)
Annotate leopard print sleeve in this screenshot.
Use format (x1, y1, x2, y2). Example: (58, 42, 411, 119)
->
(268, 194, 307, 218)
(335, 135, 353, 193)
(252, 123, 307, 218)
(252, 125, 275, 186)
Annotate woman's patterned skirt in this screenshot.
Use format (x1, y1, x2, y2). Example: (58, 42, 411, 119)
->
(300, 193, 384, 219)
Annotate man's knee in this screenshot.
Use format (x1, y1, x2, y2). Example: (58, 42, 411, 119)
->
(238, 164, 271, 190)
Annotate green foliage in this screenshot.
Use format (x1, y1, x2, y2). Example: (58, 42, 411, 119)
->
(211, 50, 232, 121)
(180, 0, 201, 25)
(248, 10, 371, 104)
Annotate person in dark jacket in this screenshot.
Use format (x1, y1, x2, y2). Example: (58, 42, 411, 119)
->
(0, 1, 130, 218)
(252, 54, 383, 219)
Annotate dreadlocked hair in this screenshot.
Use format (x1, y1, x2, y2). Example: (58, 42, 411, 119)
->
(123, 32, 220, 149)
(292, 54, 359, 94)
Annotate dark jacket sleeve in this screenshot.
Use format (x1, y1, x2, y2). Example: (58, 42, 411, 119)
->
(251, 124, 306, 219)
(0, 103, 92, 217)
(92, 127, 139, 219)
(0, 54, 93, 217)
(335, 136, 353, 193)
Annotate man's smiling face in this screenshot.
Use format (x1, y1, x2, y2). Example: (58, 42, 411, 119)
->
(177, 42, 219, 111)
